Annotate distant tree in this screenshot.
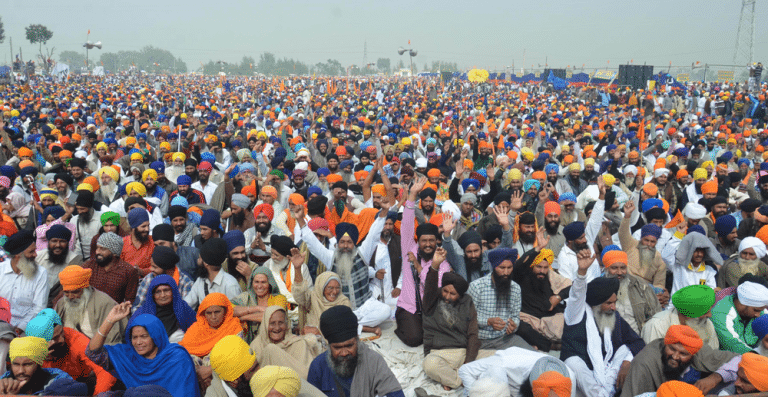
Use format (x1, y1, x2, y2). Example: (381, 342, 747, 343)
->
(376, 58, 390, 73)
(26, 24, 54, 74)
(396, 59, 405, 70)
(59, 50, 85, 67)
(0, 17, 5, 44)
(98, 46, 187, 74)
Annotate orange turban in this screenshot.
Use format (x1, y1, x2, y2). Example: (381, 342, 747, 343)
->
(701, 180, 718, 195)
(463, 159, 474, 170)
(253, 204, 275, 221)
(427, 169, 441, 178)
(544, 201, 561, 215)
(289, 193, 305, 206)
(739, 352, 768, 392)
(531, 371, 571, 397)
(656, 380, 703, 397)
(241, 185, 256, 196)
(58, 265, 92, 291)
(326, 174, 343, 184)
(643, 183, 658, 196)
(676, 170, 688, 180)
(531, 171, 546, 182)
(756, 225, 768, 245)
(429, 214, 443, 227)
(260, 185, 278, 199)
(664, 325, 703, 355)
(628, 151, 639, 159)
(83, 176, 100, 192)
(371, 184, 387, 197)
(354, 170, 368, 180)
(18, 147, 33, 157)
(603, 250, 628, 267)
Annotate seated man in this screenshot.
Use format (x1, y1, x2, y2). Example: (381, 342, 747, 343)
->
(152, 223, 199, 283)
(184, 238, 242, 310)
(601, 247, 661, 335)
(82, 232, 139, 303)
(134, 244, 193, 309)
(642, 285, 719, 350)
(561, 252, 645, 397)
(24, 311, 116, 395)
(709, 352, 768, 395)
(422, 269, 478, 391)
(671, 231, 721, 294)
(618, 201, 666, 291)
(35, 224, 83, 299)
(717, 237, 768, 288)
(0, 336, 88, 395)
(513, 247, 571, 352)
(0, 230, 48, 333)
(620, 325, 737, 396)
(468, 248, 532, 351)
(712, 280, 768, 353)
(459, 351, 576, 397)
(54, 265, 125, 344)
(307, 306, 404, 397)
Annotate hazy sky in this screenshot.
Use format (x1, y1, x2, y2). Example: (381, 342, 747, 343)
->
(3, 0, 767, 73)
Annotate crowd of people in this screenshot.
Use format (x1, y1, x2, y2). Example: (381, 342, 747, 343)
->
(0, 72, 766, 397)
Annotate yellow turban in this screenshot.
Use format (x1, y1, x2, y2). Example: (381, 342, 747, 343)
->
(99, 166, 118, 183)
(249, 366, 301, 397)
(256, 131, 267, 140)
(142, 169, 158, 182)
(602, 173, 615, 187)
(701, 161, 714, 170)
(401, 137, 411, 145)
(160, 142, 171, 151)
(568, 163, 580, 172)
(96, 142, 108, 151)
(126, 137, 137, 146)
(77, 183, 93, 192)
(509, 169, 523, 181)
(371, 184, 387, 197)
(584, 158, 595, 166)
(210, 335, 256, 382)
(172, 152, 186, 162)
(130, 152, 143, 161)
(126, 181, 147, 197)
(693, 168, 708, 181)
(9, 336, 48, 365)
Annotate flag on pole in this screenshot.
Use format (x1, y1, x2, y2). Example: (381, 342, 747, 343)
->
(408, 40, 410, 45)
(88, 29, 90, 34)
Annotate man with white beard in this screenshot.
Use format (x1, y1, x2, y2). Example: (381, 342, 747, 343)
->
(0, 230, 48, 333)
(561, 249, 646, 397)
(95, 167, 120, 206)
(641, 285, 720, 350)
(618, 201, 669, 305)
(557, 193, 584, 227)
(53, 265, 125, 344)
(601, 247, 661, 335)
(717, 237, 768, 288)
(265, 235, 312, 307)
(293, 197, 392, 336)
(35, 225, 83, 298)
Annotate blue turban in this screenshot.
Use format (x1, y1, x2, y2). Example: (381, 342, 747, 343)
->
(714, 215, 737, 238)
(274, 147, 287, 158)
(563, 221, 585, 241)
(293, 143, 305, 152)
(641, 224, 662, 239)
(43, 205, 65, 221)
(167, 133, 178, 141)
(136, 133, 147, 140)
(606, 144, 617, 152)
(545, 164, 559, 175)
(228, 165, 240, 179)
(150, 161, 165, 174)
(340, 160, 354, 170)
(721, 151, 733, 162)
(642, 198, 664, 213)
(477, 169, 487, 178)
(270, 156, 284, 169)
(239, 162, 254, 174)
(426, 138, 437, 146)
(201, 152, 216, 165)
(387, 133, 397, 140)
(737, 158, 750, 167)
(360, 141, 372, 151)
(25, 315, 55, 341)
(200, 209, 222, 233)
(317, 168, 330, 177)
(0, 165, 16, 180)
(335, 222, 359, 243)
(176, 175, 191, 186)
(128, 148, 141, 156)
(462, 178, 480, 192)
(128, 207, 150, 229)
(523, 179, 541, 192)
(504, 141, 514, 150)
(547, 138, 558, 148)
(673, 147, 690, 157)
(558, 192, 577, 204)
(752, 314, 768, 341)
(231, 139, 241, 148)
(487, 248, 518, 268)
(601, 245, 622, 260)
(761, 163, 768, 172)
(687, 225, 706, 235)
(222, 230, 246, 252)
(307, 186, 322, 197)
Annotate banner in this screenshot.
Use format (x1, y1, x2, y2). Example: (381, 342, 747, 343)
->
(593, 70, 616, 80)
(717, 70, 734, 81)
(676, 73, 689, 82)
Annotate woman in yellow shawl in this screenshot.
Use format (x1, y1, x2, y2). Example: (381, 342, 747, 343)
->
(250, 306, 321, 379)
(231, 266, 288, 343)
(293, 271, 351, 336)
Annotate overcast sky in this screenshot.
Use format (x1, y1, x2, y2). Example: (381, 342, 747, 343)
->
(3, 0, 767, 73)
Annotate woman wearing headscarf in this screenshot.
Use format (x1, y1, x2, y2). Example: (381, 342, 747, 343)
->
(231, 266, 288, 343)
(86, 302, 200, 397)
(34, 205, 76, 251)
(293, 271, 351, 336)
(180, 293, 243, 390)
(4, 191, 30, 229)
(250, 306, 321, 379)
(131, 275, 196, 343)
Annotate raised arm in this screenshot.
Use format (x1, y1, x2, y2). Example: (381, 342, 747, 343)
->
(619, 200, 638, 251)
(294, 205, 335, 267)
(563, 250, 597, 326)
(585, 175, 606, 247)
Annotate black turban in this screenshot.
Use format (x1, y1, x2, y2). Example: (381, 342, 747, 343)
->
(152, 224, 175, 243)
(307, 196, 328, 216)
(152, 246, 179, 270)
(419, 188, 436, 200)
(320, 306, 358, 344)
(493, 191, 512, 206)
(518, 212, 536, 225)
(483, 224, 503, 245)
(645, 207, 667, 223)
(200, 238, 227, 268)
(69, 157, 87, 169)
(416, 223, 439, 239)
(586, 277, 620, 306)
(75, 191, 94, 208)
(270, 235, 296, 257)
(457, 230, 483, 250)
(168, 205, 187, 220)
(331, 181, 348, 192)
(441, 272, 469, 297)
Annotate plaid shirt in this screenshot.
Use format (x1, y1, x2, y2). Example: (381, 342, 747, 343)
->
(133, 271, 194, 309)
(467, 273, 521, 340)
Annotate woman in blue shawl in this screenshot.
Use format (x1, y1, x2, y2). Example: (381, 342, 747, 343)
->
(131, 275, 196, 343)
(86, 301, 200, 397)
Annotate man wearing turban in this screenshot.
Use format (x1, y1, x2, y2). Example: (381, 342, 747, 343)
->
(54, 265, 126, 344)
(561, 252, 646, 397)
(82, 232, 139, 304)
(670, 230, 721, 294)
(642, 285, 720, 350)
(170, 174, 206, 205)
(247, 203, 285, 258)
(0, 230, 47, 332)
(601, 246, 661, 335)
(717, 237, 768, 288)
(0, 336, 88, 395)
(191, 161, 218, 204)
(142, 168, 169, 218)
(35, 224, 83, 297)
(72, 191, 103, 261)
(620, 325, 737, 396)
(618, 201, 668, 299)
(712, 280, 768, 353)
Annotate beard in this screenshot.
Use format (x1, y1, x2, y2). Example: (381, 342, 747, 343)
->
(418, 248, 435, 262)
(95, 252, 114, 267)
(199, 174, 209, 184)
(381, 229, 393, 240)
(571, 241, 589, 252)
(531, 271, 550, 293)
(49, 342, 69, 360)
(231, 210, 246, 227)
(17, 256, 37, 280)
(560, 209, 577, 226)
(465, 254, 483, 272)
(438, 298, 460, 327)
(545, 220, 560, 235)
(662, 347, 690, 380)
(638, 245, 657, 266)
(134, 229, 149, 243)
(492, 271, 512, 298)
(196, 264, 209, 280)
(62, 288, 91, 329)
(592, 306, 616, 336)
(78, 210, 93, 223)
(327, 348, 358, 379)
(333, 248, 358, 281)
(101, 181, 116, 200)
(255, 221, 271, 235)
(48, 246, 69, 265)
(684, 316, 711, 342)
(738, 258, 762, 275)
(761, 189, 768, 202)
(519, 228, 536, 245)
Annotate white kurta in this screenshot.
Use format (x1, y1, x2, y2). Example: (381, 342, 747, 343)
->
(0, 261, 48, 330)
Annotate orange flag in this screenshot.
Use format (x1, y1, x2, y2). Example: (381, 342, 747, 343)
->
(665, 210, 684, 229)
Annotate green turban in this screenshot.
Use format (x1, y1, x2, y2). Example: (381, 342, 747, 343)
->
(672, 285, 716, 318)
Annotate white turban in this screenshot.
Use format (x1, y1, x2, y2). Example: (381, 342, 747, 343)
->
(624, 165, 638, 177)
(654, 168, 670, 178)
(737, 282, 768, 308)
(415, 158, 428, 169)
(441, 200, 461, 222)
(294, 161, 308, 171)
(740, 237, 767, 258)
(683, 203, 707, 220)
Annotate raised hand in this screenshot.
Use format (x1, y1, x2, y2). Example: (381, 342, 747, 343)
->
(106, 301, 132, 324)
(408, 176, 428, 200)
(576, 249, 596, 276)
(623, 200, 635, 219)
(493, 205, 510, 228)
(432, 247, 446, 267)
(509, 190, 524, 212)
(289, 247, 305, 269)
(597, 175, 606, 197)
(455, 161, 465, 178)
(536, 226, 550, 249)
(442, 213, 457, 235)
